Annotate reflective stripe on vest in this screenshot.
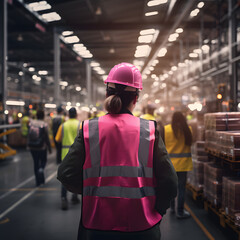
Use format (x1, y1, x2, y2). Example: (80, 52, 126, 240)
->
(82, 114, 162, 232)
(169, 152, 192, 158)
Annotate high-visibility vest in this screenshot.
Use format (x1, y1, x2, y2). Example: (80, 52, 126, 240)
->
(21, 116, 29, 137)
(82, 114, 162, 232)
(140, 113, 155, 121)
(164, 124, 192, 172)
(61, 119, 80, 160)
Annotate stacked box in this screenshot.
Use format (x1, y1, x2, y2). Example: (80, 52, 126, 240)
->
(188, 141, 209, 190)
(203, 163, 225, 207)
(204, 112, 240, 131)
(222, 177, 240, 226)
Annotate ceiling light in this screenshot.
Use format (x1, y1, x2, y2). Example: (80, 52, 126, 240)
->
(163, 73, 168, 78)
(62, 31, 73, 36)
(202, 45, 210, 53)
(76, 86, 81, 91)
(64, 36, 79, 44)
(147, 0, 168, 7)
(168, 71, 173, 75)
(38, 70, 48, 75)
(190, 9, 200, 18)
(60, 81, 68, 87)
(168, 33, 179, 42)
(28, 1, 51, 11)
(153, 82, 159, 87)
(94, 67, 102, 71)
(193, 49, 201, 54)
(23, 63, 28, 67)
(90, 62, 100, 67)
(145, 11, 159, 17)
(135, 45, 151, 58)
(197, 2, 204, 8)
(178, 62, 186, 67)
(41, 12, 61, 22)
(171, 66, 177, 71)
(176, 28, 183, 33)
(138, 35, 154, 43)
(76, 103, 81, 107)
(151, 74, 157, 78)
(6, 100, 25, 106)
(140, 29, 156, 35)
(157, 47, 167, 57)
(98, 70, 105, 75)
(29, 67, 35, 72)
(45, 103, 56, 109)
(133, 60, 144, 66)
(19, 71, 23, 76)
(149, 66, 154, 71)
(189, 52, 198, 58)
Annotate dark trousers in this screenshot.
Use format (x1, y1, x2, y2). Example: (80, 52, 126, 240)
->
(30, 149, 47, 186)
(170, 171, 187, 214)
(54, 140, 62, 164)
(78, 221, 161, 240)
(61, 184, 78, 200)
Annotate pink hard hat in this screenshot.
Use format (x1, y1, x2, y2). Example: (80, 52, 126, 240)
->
(104, 62, 143, 90)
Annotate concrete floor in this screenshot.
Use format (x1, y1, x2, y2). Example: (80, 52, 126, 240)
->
(0, 149, 235, 240)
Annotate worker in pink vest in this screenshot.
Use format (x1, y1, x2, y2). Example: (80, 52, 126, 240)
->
(57, 62, 177, 240)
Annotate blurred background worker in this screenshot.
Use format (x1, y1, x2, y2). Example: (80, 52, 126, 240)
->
(51, 105, 65, 164)
(55, 107, 81, 210)
(21, 108, 30, 138)
(140, 103, 156, 120)
(164, 111, 193, 219)
(57, 63, 177, 240)
(27, 109, 52, 186)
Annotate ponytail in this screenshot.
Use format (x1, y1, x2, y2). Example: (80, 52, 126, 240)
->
(104, 95, 122, 114)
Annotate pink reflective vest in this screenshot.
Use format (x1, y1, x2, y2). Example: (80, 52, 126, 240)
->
(82, 114, 162, 232)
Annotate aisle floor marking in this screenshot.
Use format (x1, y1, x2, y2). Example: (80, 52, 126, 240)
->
(185, 204, 215, 240)
(0, 171, 56, 220)
(0, 163, 55, 200)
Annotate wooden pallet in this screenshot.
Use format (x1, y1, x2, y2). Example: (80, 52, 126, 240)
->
(186, 183, 203, 201)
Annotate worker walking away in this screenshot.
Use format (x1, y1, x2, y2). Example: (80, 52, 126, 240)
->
(55, 107, 81, 210)
(140, 103, 156, 120)
(52, 106, 65, 164)
(57, 62, 178, 239)
(27, 110, 52, 186)
(164, 111, 193, 219)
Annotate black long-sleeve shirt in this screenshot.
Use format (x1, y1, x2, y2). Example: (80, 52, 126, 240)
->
(57, 113, 177, 216)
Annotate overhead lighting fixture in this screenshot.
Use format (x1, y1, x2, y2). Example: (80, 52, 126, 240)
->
(38, 70, 48, 75)
(29, 67, 35, 72)
(168, 33, 179, 42)
(45, 103, 56, 109)
(202, 45, 210, 53)
(189, 52, 198, 58)
(6, 100, 25, 106)
(157, 47, 167, 57)
(171, 66, 177, 71)
(197, 2, 204, 8)
(193, 49, 201, 54)
(60, 81, 68, 87)
(19, 71, 23, 76)
(41, 12, 61, 22)
(190, 9, 200, 18)
(28, 1, 51, 11)
(76, 103, 81, 107)
(62, 31, 73, 36)
(138, 35, 154, 43)
(90, 62, 100, 67)
(64, 36, 79, 44)
(145, 11, 159, 17)
(178, 62, 186, 67)
(76, 86, 82, 91)
(175, 28, 183, 33)
(134, 45, 151, 58)
(140, 29, 156, 35)
(147, 0, 168, 7)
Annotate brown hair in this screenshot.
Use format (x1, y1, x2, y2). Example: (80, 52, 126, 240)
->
(104, 83, 139, 114)
(171, 111, 192, 146)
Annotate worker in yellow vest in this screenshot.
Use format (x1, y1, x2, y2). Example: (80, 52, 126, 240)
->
(164, 111, 193, 219)
(140, 103, 156, 120)
(21, 111, 30, 137)
(55, 107, 81, 210)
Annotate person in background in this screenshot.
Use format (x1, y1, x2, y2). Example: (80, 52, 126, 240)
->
(55, 107, 81, 210)
(57, 63, 178, 239)
(140, 103, 156, 120)
(21, 109, 30, 137)
(52, 106, 65, 164)
(28, 110, 52, 186)
(164, 111, 193, 219)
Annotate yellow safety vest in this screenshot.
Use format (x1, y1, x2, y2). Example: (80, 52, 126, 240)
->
(164, 124, 192, 172)
(140, 113, 155, 121)
(21, 116, 29, 137)
(61, 119, 80, 160)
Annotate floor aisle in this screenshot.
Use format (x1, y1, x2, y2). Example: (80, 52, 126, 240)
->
(0, 149, 235, 240)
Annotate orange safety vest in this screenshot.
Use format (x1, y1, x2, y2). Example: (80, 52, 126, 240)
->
(82, 114, 162, 232)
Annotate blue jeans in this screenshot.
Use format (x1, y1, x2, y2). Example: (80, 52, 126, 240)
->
(30, 149, 47, 186)
(170, 171, 187, 214)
